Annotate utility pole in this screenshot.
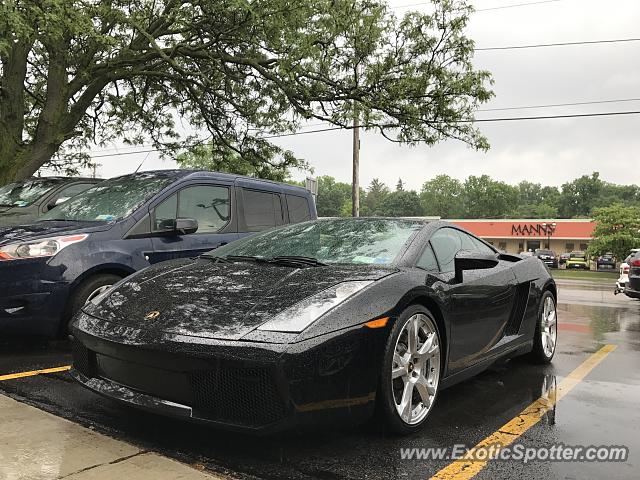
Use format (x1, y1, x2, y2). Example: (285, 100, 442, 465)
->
(352, 108, 360, 217)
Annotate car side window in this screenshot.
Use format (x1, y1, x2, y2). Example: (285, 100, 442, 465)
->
(179, 186, 230, 233)
(242, 189, 282, 231)
(153, 185, 230, 233)
(50, 183, 95, 206)
(430, 228, 462, 273)
(456, 230, 494, 255)
(417, 242, 439, 271)
(286, 194, 311, 223)
(153, 193, 178, 231)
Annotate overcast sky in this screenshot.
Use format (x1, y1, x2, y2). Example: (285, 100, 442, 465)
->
(81, 0, 640, 191)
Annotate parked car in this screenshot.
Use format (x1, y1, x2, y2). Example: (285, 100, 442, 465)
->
(596, 253, 616, 270)
(565, 251, 589, 270)
(615, 249, 639, 294)
(559, 252, 571, 266)
(614, 248, 640, 298)
(623, 250, 640, 299)
(0, 177, 100, 227)
(0, 170, 316, 336)
(70, 218, 557, 434)
(534, 249, 558, 268)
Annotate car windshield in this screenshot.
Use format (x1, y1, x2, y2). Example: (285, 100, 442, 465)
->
(537, 250, 554, 255)
(570, 253, 585, 259)
(39, 173, 175, 222)
(206, 218, 424, 265)
(0, 178, 64, 207)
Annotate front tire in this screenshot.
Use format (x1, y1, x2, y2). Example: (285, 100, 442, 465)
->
(378, 305, 442, 434)
(63, 274, 122, 335)
(528, 291, 558, 364)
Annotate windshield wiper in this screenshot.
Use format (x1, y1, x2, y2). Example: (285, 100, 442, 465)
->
(200, 254, 231, 263)
(224, 255, 270, 263)
(268, 256, 327, 267)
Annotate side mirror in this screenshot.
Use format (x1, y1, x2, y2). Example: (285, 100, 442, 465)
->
(175, 218, 198, 235)
(46, 197, 70, 211)
(154, 218, 198, 236)
(454, 249, 499, 283)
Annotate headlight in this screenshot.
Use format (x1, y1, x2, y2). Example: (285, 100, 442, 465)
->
(257, 280, 373, 333)
(0, 234, 88, 261)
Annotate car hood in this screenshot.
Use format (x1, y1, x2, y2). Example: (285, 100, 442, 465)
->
(84, 259, 395, 341)
(0, 208, 38, 227)
(0, 220, 111, 246)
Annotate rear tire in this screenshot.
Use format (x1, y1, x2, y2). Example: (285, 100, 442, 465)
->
(528, 291, 557, 364)
(63, 274, 122, 335)
(378, 305, 442, 434)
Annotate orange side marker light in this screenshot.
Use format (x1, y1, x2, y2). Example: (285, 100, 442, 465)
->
(364, 317, 390, 329)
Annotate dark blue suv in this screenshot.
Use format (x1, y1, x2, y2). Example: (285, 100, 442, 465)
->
(0, 170, 316, 336)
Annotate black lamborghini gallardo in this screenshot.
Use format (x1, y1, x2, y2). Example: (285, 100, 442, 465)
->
(71, 218, 558, 434)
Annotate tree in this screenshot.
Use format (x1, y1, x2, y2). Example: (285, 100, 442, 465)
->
(175, 141, 307, 181)
(0, 0, 493, 189)
(396, 178, 405, 191)
(557, 172, 603, 218)
(379, 189, 422, 217)
(462, 175, 518, 218)
(361, 178, 389, 216)
(587, 203, 640, 260)
(316, 176, 351, 217)
(420, 174, 464, 218)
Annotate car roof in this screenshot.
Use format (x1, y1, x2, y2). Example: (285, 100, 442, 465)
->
(104, 169, 311, 195)
(23, 176, 101, 183)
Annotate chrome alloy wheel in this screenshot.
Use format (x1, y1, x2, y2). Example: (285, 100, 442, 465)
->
(541, 295, 557, 357)
(391, 313, 440, 425)
(86, 284, 113, 305)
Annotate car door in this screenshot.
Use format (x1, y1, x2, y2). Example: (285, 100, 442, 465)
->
(428, 227, 516, 373)
(148, 182, 239, 263)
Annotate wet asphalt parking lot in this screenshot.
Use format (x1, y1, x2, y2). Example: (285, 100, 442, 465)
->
(1, 279, 639, 480)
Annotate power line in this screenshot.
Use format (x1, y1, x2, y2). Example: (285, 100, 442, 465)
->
(476, 38, 640, 51)
(263, 110, 640, 138)
(393, 0, 565, 11)
(293, 98, 640, 130)
(85, 110, 640, 158)
(473, 110, 640, 122)
(478, 97, 640, 112)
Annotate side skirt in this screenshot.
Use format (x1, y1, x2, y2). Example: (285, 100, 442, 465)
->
(440, 340, 533, 390)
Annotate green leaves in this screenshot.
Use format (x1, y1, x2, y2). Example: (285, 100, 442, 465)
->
(1, 0, 493, 183)
(587, 203, 640, 260)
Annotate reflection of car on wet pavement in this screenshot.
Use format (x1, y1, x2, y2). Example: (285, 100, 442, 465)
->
(0, 170, 316, 336)
(534, 249, 558, 268)
(0, 177, 100, 227)
(624, 251, 640, 299)
(71, 218, 557, 434)
(566, 251, 589, 270)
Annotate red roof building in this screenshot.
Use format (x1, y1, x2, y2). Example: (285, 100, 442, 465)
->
(448, 219, 595, 254)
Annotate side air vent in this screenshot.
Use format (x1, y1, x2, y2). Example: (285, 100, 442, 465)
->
(504, 282, 531, 336)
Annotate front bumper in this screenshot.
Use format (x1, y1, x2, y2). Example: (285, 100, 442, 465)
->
(0, 258, 69, 336)
(71, 312, 385, 433)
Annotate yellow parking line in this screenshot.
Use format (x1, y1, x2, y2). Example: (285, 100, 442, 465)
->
(430, 344, 617, 480)
(0, 365, 71, 382)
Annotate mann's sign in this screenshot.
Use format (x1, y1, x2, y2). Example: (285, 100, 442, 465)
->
(511, 223, 555, 236)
